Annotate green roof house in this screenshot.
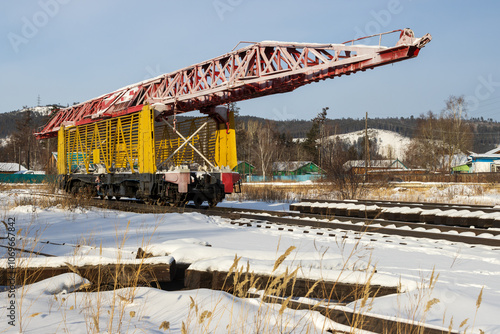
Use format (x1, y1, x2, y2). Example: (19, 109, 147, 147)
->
(451, 163, 471, 173)
(272, 161, 325, 176)
(233, 161, 256, 175)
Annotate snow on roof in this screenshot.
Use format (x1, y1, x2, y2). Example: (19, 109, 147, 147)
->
(343, 159, 407, 169)
(0, 162, 27, 172)
(470, 153, 500, 159)
(272, 161, 314, 172)
(237, 161, 255, 167)
(442, 154, 469, 168)
(484, 146, 500, 155)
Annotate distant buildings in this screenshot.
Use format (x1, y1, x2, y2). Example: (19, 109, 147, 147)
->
(343, 159, 409, 174)
(453, 146, 500, 173)
(272, 161, 325, 176)
(0, 162, 27, 174)
(233, 160, 325, 182)
(233, 161, 256, 177)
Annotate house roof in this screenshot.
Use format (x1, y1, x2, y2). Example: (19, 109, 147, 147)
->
(469, 153, 500, 159)
(468, 146, 500, 159)
(445, 154, 470, 168)
(484, 146, 500, 155)
(272, 161, 315, 172)
(236, 161, 255, 168)
(0, 162, 27, 172)
(343, 159, 408, 169)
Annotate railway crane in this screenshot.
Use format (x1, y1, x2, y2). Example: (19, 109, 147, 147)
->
(36, 28, 431, 207)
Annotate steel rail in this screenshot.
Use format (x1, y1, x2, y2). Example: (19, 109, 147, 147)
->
(299, 198, 500, 213)
(85, 198, 500, 247)
(21, 192, 500, 247)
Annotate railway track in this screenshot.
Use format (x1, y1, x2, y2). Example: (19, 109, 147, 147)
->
(84, 197, 500, 248)
(293, 198, 500, 229)
(20, 192, 500, 247)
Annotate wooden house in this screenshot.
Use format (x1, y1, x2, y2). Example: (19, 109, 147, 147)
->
(233, 161, 256, 176)
(0, 163, 27, 174)
(272, 161, 325, 176)
(343, 159, 410, 174)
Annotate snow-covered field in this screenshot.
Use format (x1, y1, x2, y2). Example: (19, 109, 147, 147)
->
(1, 185, 500, 333)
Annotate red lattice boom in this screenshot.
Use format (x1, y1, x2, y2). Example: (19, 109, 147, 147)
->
(36, 29, 431, 139)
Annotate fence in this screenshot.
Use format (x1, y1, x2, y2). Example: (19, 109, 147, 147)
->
(0, 174, 53, 184)
(245, 175, 323, 183)
(244, 172, 500, 183)
(367, 172, 500, 183)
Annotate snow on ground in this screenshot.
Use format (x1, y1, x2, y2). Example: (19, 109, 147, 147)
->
(1, 186, 500, 333)
(218, 200, 290, 212)
(3, 273, 349, 334)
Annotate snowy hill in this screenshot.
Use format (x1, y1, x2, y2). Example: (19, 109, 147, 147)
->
(19, 105, 54, 117)
(0, 105, 57, 138)
(328, 129, 411, 160)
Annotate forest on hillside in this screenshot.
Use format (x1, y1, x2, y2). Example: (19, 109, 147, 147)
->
(0, 98, 499, 173)
(235, 114, 500, 154)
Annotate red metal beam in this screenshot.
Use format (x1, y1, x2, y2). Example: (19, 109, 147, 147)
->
(36, 29, 431, 139)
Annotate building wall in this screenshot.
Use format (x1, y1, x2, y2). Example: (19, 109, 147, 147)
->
(472, 161, 495, 173)
(451, 164, 470, 173)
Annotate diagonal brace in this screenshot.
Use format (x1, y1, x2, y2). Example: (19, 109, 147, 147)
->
(157, 121, 215, 169)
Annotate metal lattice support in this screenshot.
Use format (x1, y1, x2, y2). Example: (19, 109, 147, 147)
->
(59, 112, 140, 174)
(155, 117, 217, 169)
(36, 29, 431, 139)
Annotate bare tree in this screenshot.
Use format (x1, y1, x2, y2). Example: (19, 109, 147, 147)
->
(14, 109, 34, 169)
(405, 111, 442, 171)
(254, 121, 279, 180)
(404, 96, 473, 172)
(324, 137, 366, 199)
(440, 95, 473, 171)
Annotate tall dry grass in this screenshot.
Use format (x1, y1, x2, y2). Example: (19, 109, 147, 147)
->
(228, 180, 500, 206)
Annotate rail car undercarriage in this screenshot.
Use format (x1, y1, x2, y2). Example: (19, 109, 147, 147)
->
(62, 166, 240, 208)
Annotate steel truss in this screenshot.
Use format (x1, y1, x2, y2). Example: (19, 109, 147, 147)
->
(36, 29, 431, 139)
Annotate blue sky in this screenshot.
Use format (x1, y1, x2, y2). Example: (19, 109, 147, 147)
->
(1, 0, 499, 121)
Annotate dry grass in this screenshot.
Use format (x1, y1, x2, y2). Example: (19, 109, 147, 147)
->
(180, 231, 427, 333)
(228, 182, 333, 203)
(1, 189, 160, 333)
(228, 181, 500, 206)
(364, 182, 500, 205)
(5, 181, 96, 213)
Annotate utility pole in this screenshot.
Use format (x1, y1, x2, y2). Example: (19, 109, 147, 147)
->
(364, 112, 368, 181)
